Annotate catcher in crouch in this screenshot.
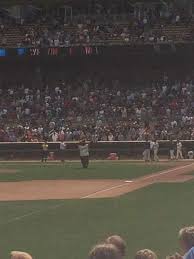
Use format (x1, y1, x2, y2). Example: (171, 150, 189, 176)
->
(78, 139, 89, 168)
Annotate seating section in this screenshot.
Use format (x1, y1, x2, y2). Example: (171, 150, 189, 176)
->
(0, 21, 193, 48)
(0, 70, 194, 142)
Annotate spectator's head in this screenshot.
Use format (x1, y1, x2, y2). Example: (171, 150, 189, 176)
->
(89, 243, 122, 259)
(10, 251, 32, 259)
(105, 235, 126, 257)
(135, 249, 157, 259)
(178, 226, 194, 253)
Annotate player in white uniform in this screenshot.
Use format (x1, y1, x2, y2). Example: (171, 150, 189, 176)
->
(78, 139, 89, 168)
(153, 140, 159, 161)
(176, 140, 183, 159)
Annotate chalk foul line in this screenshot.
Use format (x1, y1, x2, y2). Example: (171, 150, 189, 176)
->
(1, 162, 194, 225)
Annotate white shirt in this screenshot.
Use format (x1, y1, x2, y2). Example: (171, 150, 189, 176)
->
(52, 133, 58, 142)
(143, 17, 148, 24)
(55, 87, 60, 93)
(176, 15, 180, 22)
(25, 108, 30, 115)
(78, 144, 89, 157)
(60, 142, 66, 150)
(54, 39, 59, 46)
(153, 142, 159, 150)
(38, 127, 43, 134)
(108, 134, 114, 141)
(162, 85, 167, 93)
(150, 141, 154, 150)
(8, 89, 14, 95)
(177, 142, 182, 150)
(24, 88, 29, 94)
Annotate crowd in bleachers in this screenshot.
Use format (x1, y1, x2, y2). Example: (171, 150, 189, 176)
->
(19, 11, 192, 48)
(0, 72, 194, 142)
(7, 226, 194, 259)
(0, 3, 193, 142)
(0, 2, 193, 47)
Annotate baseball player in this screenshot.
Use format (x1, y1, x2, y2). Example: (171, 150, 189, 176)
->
(169, 139, 175, 160)
(153, 140, 159, 161)
(78, 139, 89, 168)
(150, 140, 154, 161)
(143, 139, 151, 162)
(41, 141, 48, 163)
(176, 139, 183, 160)
(60, 141, 66, 163)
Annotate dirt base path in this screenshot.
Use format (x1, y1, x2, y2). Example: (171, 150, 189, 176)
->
(0, 162, 194, 201)
(86, 162, 194, 198)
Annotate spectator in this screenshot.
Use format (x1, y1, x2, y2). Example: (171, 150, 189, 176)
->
(89, 244, 122, 259)
(179, 227, 194, 257)
(166, 226, 194, 259)
(52, 131, 59, 142)
(105, 235, 126, 257)
(135, 249, 157, 259)
(0, 71, 194, 142)
(11, 251, 32, 259)
(0, 4, 191, 48)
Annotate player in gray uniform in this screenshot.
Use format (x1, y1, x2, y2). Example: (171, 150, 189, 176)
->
(60, 141, 66, 163)
(176, 139, 183, 159)
(153, 140, 159, 161)
(143, 140, 151, 162)
(169, 139, 175, 160)
(78, 139, 89, 168)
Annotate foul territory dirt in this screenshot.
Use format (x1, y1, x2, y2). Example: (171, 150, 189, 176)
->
(0, 162, 194, 201)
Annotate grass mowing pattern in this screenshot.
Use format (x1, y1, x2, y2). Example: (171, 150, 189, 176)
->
(0, 162, 171, 182)
(0, 180, 194, 259)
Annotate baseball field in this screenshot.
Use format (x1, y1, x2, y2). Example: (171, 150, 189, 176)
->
(0, 161, 194, 259)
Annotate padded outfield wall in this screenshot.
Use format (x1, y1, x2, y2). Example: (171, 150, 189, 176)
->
(0, 141, 193, 160)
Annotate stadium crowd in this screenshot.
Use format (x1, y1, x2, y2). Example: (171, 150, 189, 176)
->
(0, 73, 194, 142)
(19, 9, 191, 48)
(7, 226, 194, 259)
(0, 1, 192, 47)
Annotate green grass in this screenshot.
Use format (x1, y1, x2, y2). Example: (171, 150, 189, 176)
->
(0, 180, 194, 259)
(0, 162, 171, 182)
(0, 162, 189, 259)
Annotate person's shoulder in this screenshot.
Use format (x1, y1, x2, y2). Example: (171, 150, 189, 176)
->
(185, 247, 194, 259)
(188, 247, 194, 253)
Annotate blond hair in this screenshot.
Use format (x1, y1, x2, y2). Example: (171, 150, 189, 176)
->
(105, 235, 126, 256)
(89, 243, 122, 259)
(11, 251, 32, 259)
(135, 249, 157, 259)
(179, 226, 194, 250)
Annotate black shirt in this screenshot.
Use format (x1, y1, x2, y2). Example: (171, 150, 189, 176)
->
(169, 141, 175, 150)
(145, 141, 150, 149)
